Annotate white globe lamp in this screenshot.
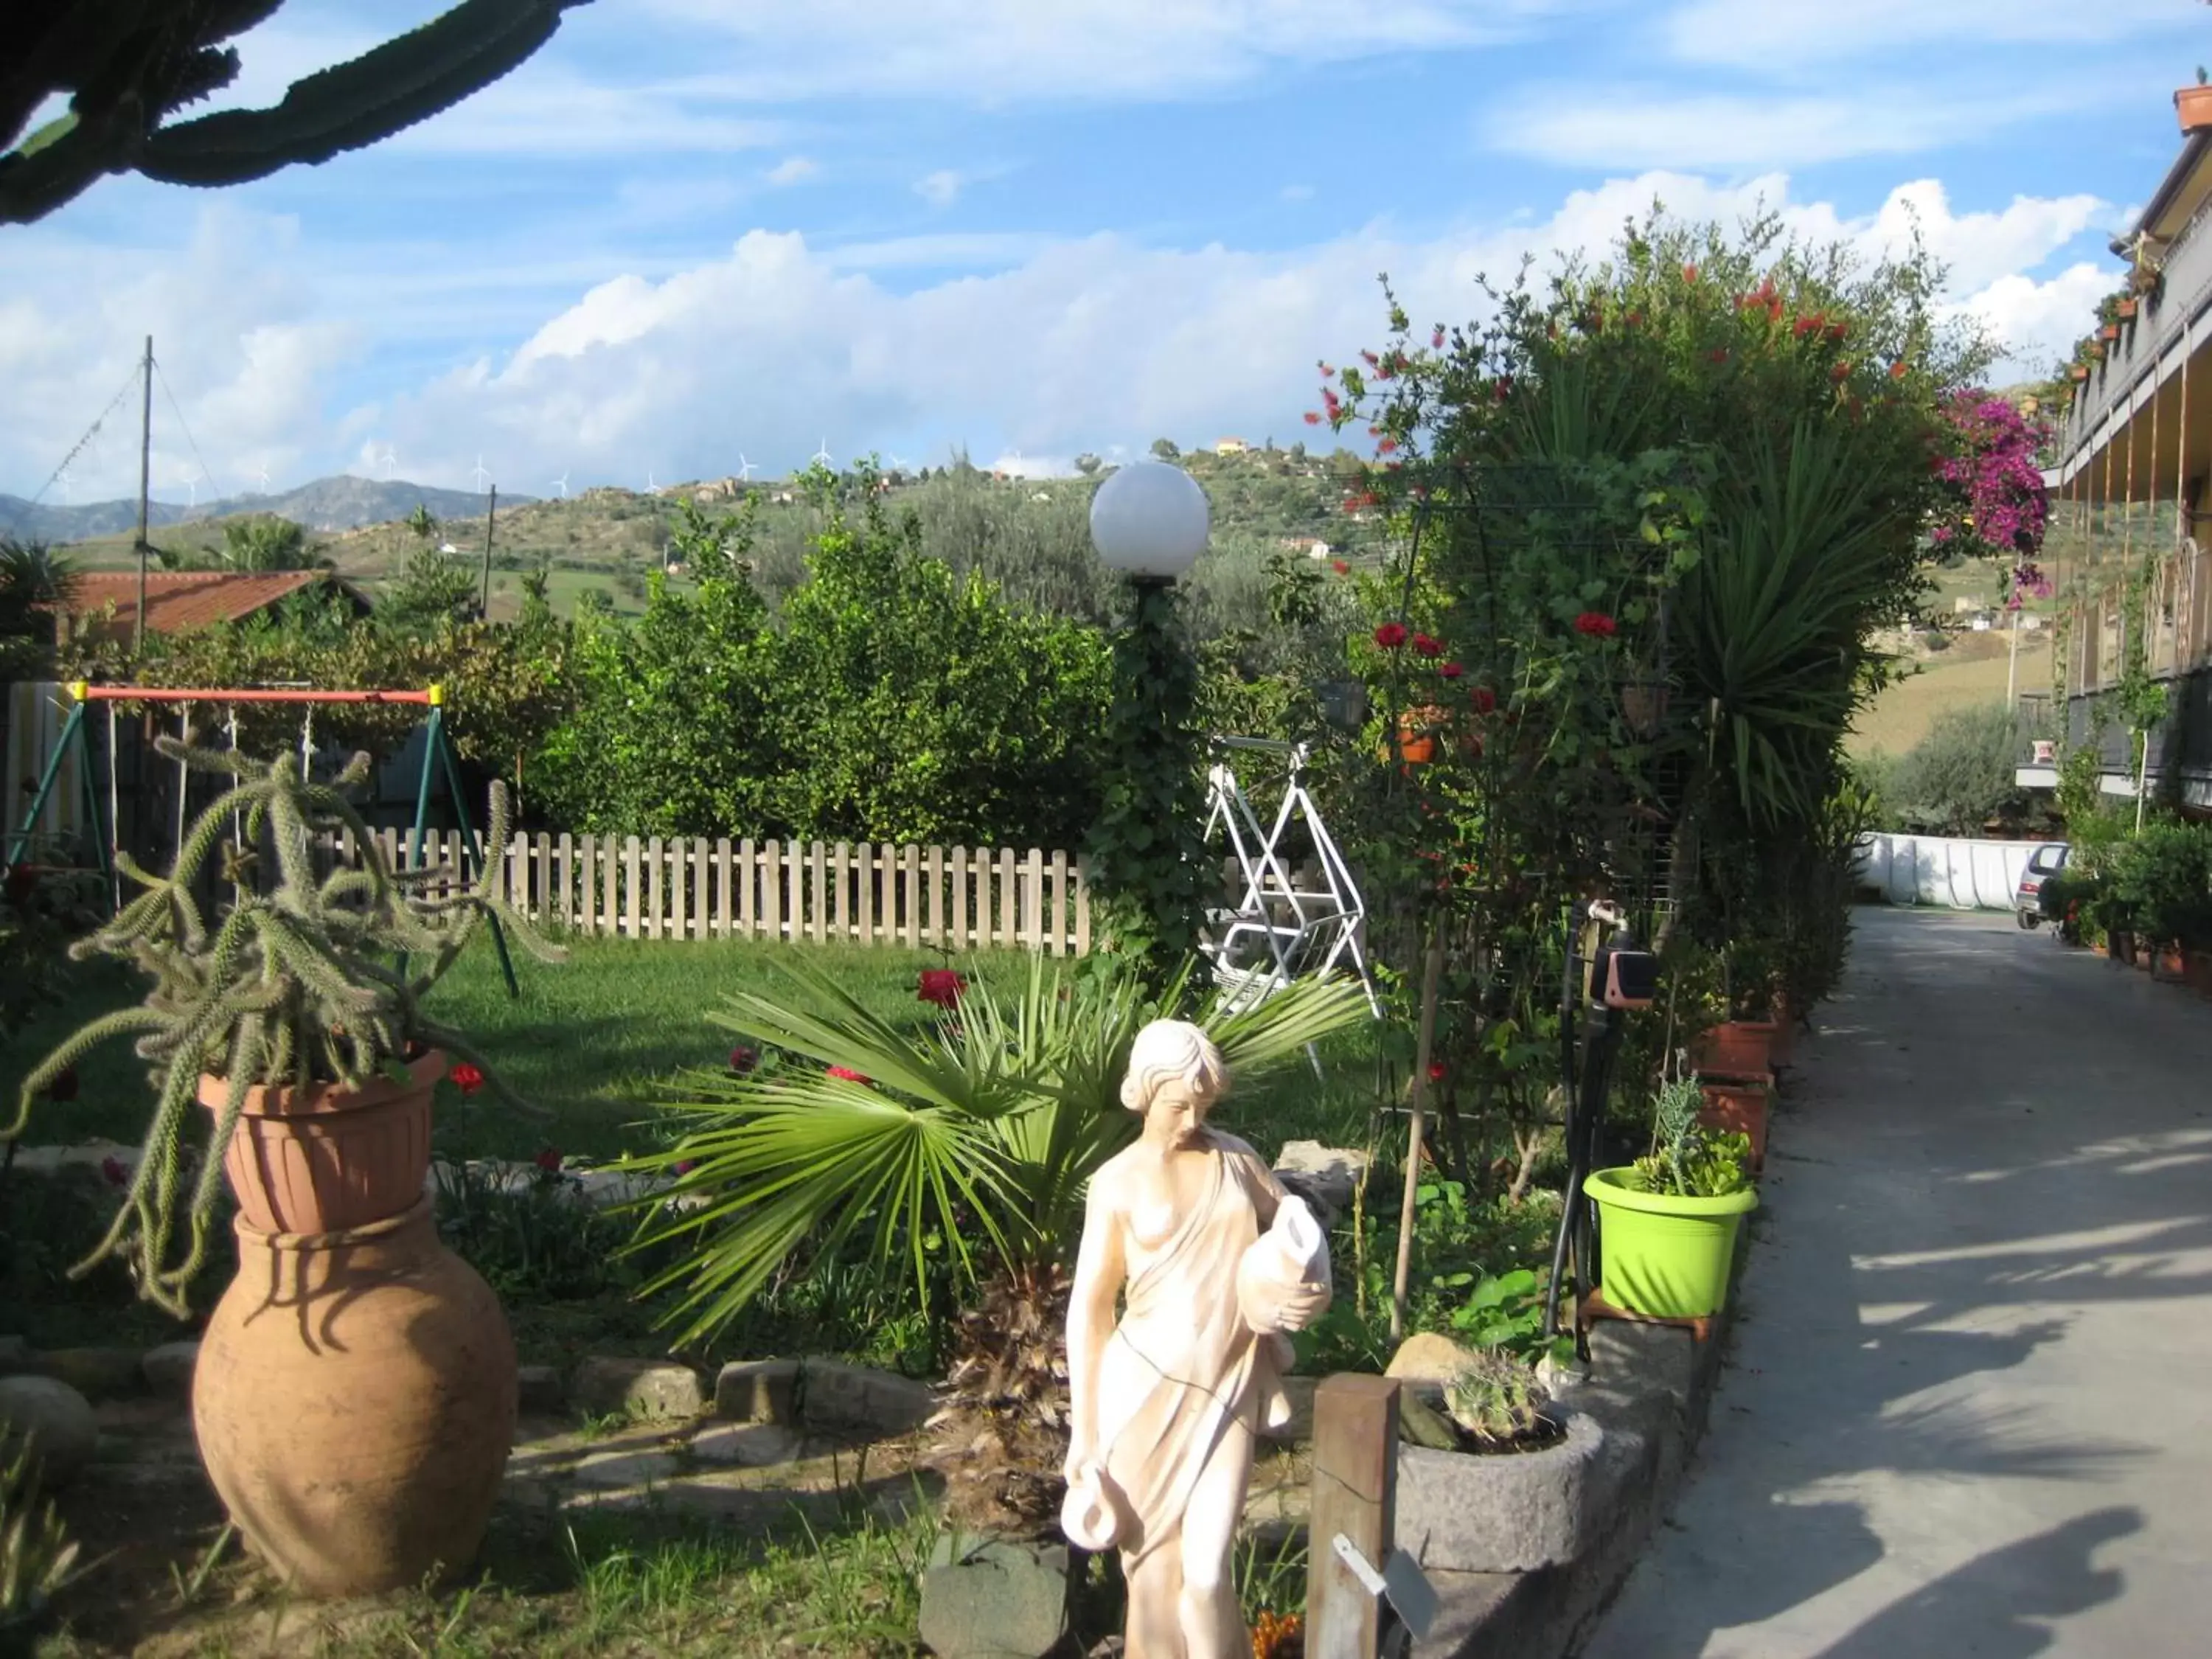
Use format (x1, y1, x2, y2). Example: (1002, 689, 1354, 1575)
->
(1090, 460, 1210, 582)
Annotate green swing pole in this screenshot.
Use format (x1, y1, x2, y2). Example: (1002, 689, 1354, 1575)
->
(2, 685, 111, 908)
(426, 689, 519, 998)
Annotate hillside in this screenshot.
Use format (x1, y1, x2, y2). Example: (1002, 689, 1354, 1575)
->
(2, 476, 536, 541)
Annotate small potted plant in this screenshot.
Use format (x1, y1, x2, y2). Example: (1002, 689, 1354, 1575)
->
(6, 740, 560, 1599)
(1583, 1077, 1756, 1320)
(2178, 69, 2212, 133)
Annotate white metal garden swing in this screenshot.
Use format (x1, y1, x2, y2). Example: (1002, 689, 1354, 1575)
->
(1198, 736, 1381, 1018)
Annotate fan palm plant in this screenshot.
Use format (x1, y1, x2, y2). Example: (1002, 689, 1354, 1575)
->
(623, 958, 1369, 1348)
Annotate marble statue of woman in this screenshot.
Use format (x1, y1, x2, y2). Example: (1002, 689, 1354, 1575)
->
(1062, 1019, 1332, 1659)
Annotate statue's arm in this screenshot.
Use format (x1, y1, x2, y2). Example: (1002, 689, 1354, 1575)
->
(1063, 1175, 1125, 1480)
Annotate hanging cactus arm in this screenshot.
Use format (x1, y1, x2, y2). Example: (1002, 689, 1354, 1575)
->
(136, 1, 591, 187)
(5, 1008, 170, 1138)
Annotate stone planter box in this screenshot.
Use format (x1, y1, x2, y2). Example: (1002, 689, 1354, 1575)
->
(1395, 1409, 1607, 1573)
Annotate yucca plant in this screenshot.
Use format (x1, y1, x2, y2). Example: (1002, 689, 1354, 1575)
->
(0, 1447, 79, 1624)
(4, 737, 558, 1316)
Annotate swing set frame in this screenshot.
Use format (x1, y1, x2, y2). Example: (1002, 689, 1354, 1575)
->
(1, 681, 518, 995)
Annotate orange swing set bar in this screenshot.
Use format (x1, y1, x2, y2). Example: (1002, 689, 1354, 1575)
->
(66, 682, 441, 706)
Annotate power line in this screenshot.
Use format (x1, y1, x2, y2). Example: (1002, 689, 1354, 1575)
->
(21, 364, 141, 510)
(153, 355, 225, 507)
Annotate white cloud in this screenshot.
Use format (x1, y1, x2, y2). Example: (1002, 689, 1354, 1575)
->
(767, 156, 821, 187)
(915, 170, 967, 209)
(1281, 184, 1315, 203)
(0, 172, 2118, 500)
(1665, 0, 2187, 67)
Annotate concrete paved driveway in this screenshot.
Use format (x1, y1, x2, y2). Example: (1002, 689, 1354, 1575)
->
(1580, 906, 2212, 1659)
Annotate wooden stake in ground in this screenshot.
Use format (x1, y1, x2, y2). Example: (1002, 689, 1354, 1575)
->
(1391, 931, 1446, 1343)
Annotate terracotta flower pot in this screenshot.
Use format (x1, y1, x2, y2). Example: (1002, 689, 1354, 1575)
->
(2070, 366, 2090, 383)
(2100, 324, 2121, 341)
(2186, 951, 2212, 998)
(2116, 298, 2138, 320)
(1690, 1020, 1775, 1081)
(193, 1197, 516, 1596)
(2177, 83, 2212, 133)
(2154, 946, 2188, 982)
(1698, 1079, 1770, 1172)
(205, 1050, 444, 1234)
(1391, 706, 1444, 765)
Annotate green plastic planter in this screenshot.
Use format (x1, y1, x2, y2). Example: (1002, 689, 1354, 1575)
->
(1585, 1167, 1758, 1319)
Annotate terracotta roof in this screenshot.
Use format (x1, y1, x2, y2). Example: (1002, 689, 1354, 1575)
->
(60, 571, 361, 638)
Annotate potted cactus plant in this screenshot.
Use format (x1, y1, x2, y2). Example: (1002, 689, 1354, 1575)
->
(1583, 1077, 1756, 1320)
(5, 739, 559, 1599)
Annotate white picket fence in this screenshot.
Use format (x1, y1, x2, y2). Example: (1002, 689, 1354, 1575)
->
(347, 829, 1094, 955)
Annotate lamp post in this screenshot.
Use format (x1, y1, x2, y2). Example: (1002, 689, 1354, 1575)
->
(1087, 460, 1211, 981)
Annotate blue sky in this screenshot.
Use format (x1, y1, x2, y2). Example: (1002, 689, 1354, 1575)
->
(1, 0, 2202, 504)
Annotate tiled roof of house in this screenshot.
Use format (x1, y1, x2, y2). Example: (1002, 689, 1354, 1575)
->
(60, 571, 356, 637)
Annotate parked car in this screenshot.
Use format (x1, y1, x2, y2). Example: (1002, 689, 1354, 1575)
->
(2015, 842, 2069, 930)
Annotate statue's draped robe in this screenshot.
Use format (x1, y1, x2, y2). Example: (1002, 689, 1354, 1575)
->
(1096, 1136, 1289, 1655)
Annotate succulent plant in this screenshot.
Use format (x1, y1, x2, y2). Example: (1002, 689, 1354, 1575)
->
(1443, 1350, 1551, 1450)
(0, 1447, 78, 1618)
(6, 737, 560, 1316)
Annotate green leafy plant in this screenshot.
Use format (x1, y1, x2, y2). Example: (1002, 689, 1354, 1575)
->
(6, 740, 560, 1315)
(1443, 1349, 1551, 1450)
(0, 1446, 79, 1619)
(1633, 1076, 1752, 1199)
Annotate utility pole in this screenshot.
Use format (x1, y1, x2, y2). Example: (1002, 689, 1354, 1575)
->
(478, 484, 498, 619)
(133, 335, 152, 655)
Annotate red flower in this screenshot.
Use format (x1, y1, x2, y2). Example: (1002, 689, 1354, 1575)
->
(1303, 411, 1321, 425)
(1376, 437, 1398, 456)
(1625, 310, 1644, 328)
(1470, 686, 1498, 714)
(827, 1065, 871, 1085)
(728, 1045, 758, 1074)
(1431, 327, 1446, 349)
(100, 1155, 128, 1188)
(1709, 349, 1729, 364)
(45, 1065, 78, 1104)
(1832, 360, 1852, 382)
(450, 1062, 484, 1096)
(1361, 349, 1380, 368)
(1793, 313, 1822, 338)
(1374, 622, 1410, 650)
(1439, 662, 1464, 680)
(1826, 321, 1848, 342)
(1889, 359, 1908, 380)
(1331, 559, 1350, 574)
(918, 969, 967, 1009)
(534, 1147, 563, 1173)
(1411, 633, 1444, 658)
(1319, 362, 1335, 378)
(1573, 612, 1618, 638)
(1683, 263, 1700, 283)
(672, 1158, 698, 1177)
(1427, 1061, 1448, 1085)
(1492, 377, 1513, 403)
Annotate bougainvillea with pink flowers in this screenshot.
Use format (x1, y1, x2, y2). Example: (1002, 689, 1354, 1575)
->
(1930, 394, 2052, 605)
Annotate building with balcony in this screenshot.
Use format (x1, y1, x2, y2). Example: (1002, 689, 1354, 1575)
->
(2036, 89, 2212, 810)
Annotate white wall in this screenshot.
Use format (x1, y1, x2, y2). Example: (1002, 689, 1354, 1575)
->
(1854, 833, 2045, 911)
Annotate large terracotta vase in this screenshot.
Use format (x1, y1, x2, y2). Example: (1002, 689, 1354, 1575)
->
(195, 1198, 516, 1596)
(192, 1051, 517, 1596)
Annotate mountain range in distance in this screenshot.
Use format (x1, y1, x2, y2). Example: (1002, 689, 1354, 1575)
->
(0, 476, 540, 541)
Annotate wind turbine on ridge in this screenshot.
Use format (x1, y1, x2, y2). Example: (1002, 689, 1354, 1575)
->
(812, 437, 833, 469)
(255, 461, 271, 493)
(178, 462, 202, 509)
(736, 453, 755, 481)
(472, 455, 490, 493)
(377, 444, 397, 483)
(551, 468, 570, 500)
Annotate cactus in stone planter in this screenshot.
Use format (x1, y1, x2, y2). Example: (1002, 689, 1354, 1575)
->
(1444, 1351, 1551, 1450)
(0, 1447, 78, 1622)
(4, 738, 560, 1315)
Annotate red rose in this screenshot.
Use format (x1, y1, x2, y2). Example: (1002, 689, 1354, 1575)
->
(918, 969, 966, 1009)
(450, 1062, 484, 1096)
(100, 1155, 128, 1187)
(1331, 559, 1350, 574)
(1709, 349, 1729, 364)
(728, 1045, 758, 1074)
(45, 1065, 79, 1104)
(1470, 686, 1497, 713)
(1573, 612, 1618, 638)
(672, 1158, 698, 1176)
(534, 1147, 562, 1173)
(1374, 622, 1410, 650)
(1411, 633, 1444, 658)
(1427, 1061, 1448, 1085)
(827, 1065, 871, 1084)
(1439, 662, 1464, 680)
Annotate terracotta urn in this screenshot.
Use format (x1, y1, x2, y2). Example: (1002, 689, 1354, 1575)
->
(195, 1197, 515, 1596)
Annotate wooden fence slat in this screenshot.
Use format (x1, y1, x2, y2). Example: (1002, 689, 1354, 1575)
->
(950, 848, 970, 950)
(528, 831, 547, 922)
(858, 844, 875, 946)
(998, 847, 1017, 949)
(622, 836, 641, 937)
(1024, 849, 1044, 952)
(578, 835, 597, 934)
(880, 842, 898, 945)
(740, 838, 757, 936)
(1074, 856, 1092, 957)
(556, 832, 574, 931)
(903, 845, 922, 948)
(1048, 850, 1068, 957)
(926, 846, 944, 945)
(717, 838, 734, 939)
(834, 842, 851, 944)
(600, 835, 616, 938)
(763, 841, 782, 942)
(646, 835, 664, 940)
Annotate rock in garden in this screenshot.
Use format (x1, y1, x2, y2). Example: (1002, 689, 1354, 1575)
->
(141, 1340, 201, 1398)
(571, 1447, 682, 1488)
(569, 1357, 706, 1422)
(33, 1346, 142, 1400)
(1272, 1141, 1371, 1228)
(0, 1375, 99, 1486)
(917, 1536, 1068, 1659)
(714, 1357, 799, 1425)
(517, 1364, 566, 1414)
(1384, 1331, 1477, 1385)
(799, 1360, 936, 1438)
(690, 1421, 803, 1468)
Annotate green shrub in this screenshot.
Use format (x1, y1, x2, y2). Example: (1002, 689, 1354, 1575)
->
(2105, 821, 2212, 948)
